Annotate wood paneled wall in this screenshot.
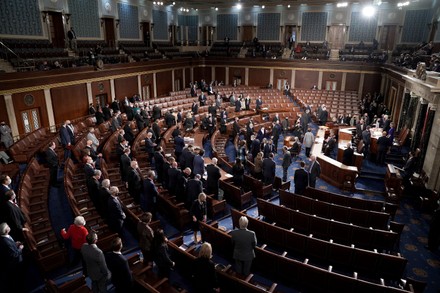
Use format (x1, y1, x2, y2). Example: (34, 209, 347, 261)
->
(0, 96, 9, 126)
(114, 76, 139, 100)
(215, 67, 226, 84)
(295, 70, 319, 89)
(229, 67, 245, 85)
(156, 71, 172, 96)
(345, 73, 360, 92)
(321, 72, 343, 90)
(362, 73, 381, 96)
(248, 68, 270, 87)
(12, 90, 49, 133)
(193, 67, 212, 85)
(91, 80, 111, 105)
(51, 84, 88, 125)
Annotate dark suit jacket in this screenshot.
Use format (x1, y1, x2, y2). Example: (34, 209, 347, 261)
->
(230, 228, 257, 261)
(186, 179, 203, 205)
(167, 167, 182, 195)
(60, 126, 71, 146)
(107, 197, 125, 232)
(3, 201, 26, 240)
(105, 252, 133, 291)
(193, 155, 205, 176)
(294, 168, 309, 195)
(142, 179, 158, 211)
(145, 138, 155, 155)
(84, 163, 95, 179)
(45, 148, 58, 168)
(102, 107, 111, 121)
(174, 136, 185, 153)
(127, 167, 142, 194)
(262, 158, 276, 181)
(342, 147, 354, 166)
(120, 154, 131, 182)
(183, 151, 195, 172)
(81, 243, 110, 281)
(0, 235, 22, 268)
(95, 111, 105, 125)
(206, 164, 221, 193)
(308, 161, 321, 185)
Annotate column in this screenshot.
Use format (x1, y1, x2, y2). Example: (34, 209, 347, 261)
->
(211, 67, 215, 82)
(424, 103, 440, 190)
(86, 82, 93, 104)
(245, 68, 249, 85)
(269, 68, 274, 86)
(358, 73, 365, 99)
(341, 72, 347, 91)
(190, 67, 194, 83)
(183, 69, 186, 88)
(380, 73, 387, 95)
(225, 67, 229, 85)
(4, 95, 19, 138)
(110, 79, 116, 101)
(172, 70, 175, 92)
(410, 98, 428, 150)
(291, 69, 296, 89)
(137, 75, 142, 99)
(318, 71, 323, 90)
(153, 73, 157, 97)
(44, 89, 56, 131)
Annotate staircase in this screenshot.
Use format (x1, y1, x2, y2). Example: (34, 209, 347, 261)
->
(0, 58, 15, 73)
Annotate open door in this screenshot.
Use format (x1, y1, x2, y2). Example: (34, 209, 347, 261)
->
(379, 25, 397, 51)
(103, 18, 116, 48)
(48, 12, 65, 48)
(285, 25, 297, 49)
(242, 25, 254, 43)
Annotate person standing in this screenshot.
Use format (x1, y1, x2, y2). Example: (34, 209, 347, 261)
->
(45, 141, 59, 187)
(127, 161, 142, 204)
(308, 155, 321, 188)
(137, 212, 154, 265)
(262, 153, 276, 186)
(2, 190, 28, 242)
(230, 216, 257, 276)
(342, 142, 354, 166)
(294, 161, 309, 195)
(107, 186, 126, 235)
(60, 216, 89, 266)
(303, 128, 314, 158)
(282, 146, 292, 182)
(81, 232, 111, 293)
(190, 193, 207, 244)
(142, 170, 158, 213)
(206, 158, 221, 199)
(105, 237, 133, 293)
(0, 222, 25, 293)
(376, 131, 390, 165)
(60, 120, 73, 161)
(192, 242, 220, 293)
(151, 229, 175, 278)
(0, 122, 13, 149)
(67, 27, 77, 51)
(362, 126, 371, 160)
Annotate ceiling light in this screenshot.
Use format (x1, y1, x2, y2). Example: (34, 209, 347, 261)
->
(288, 4, 291, 8)
(262, 5, 265, 9)
(236, 3, 242, 9)
(215, 7, 218, 11)
(172, 2, 175, 5)
(362, 5, 376, 17)
(397, 1, 410, 7)
(337, 2, 348, 7)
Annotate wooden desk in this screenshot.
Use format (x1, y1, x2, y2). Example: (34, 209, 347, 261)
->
(312, 126, 358, 191)
(337, 128, 363, 170)
(204, 157, 232, 181)
(369, 127, 383, 155)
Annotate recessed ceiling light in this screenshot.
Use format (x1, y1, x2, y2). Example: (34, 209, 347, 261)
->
(362, 5, 376, 17)
(288, 4, 291, 8)
(236, 3, 242, 9)
(262, 5, 265, 8)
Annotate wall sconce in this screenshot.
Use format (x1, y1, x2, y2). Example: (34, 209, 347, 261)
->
(42, 11, 49, 23)
(151, 23, 154, 31)
(115, 19, 120, 28)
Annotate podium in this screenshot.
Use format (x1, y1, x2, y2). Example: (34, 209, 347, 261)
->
(385, 164, 403, 203)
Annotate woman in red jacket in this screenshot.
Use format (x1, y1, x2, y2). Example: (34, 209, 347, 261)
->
(61, 215, 89, 266)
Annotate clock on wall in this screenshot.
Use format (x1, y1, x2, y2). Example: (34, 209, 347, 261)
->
(105, 2, 112, 13)
(24, 94, 35, 106)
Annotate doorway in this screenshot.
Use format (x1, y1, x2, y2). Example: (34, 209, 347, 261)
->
(379, 25, 397, 51)
(285, 26, 297, 49)
(277, 79, 288, 91)
(48, 12, 65, 48)
(21, 108, 41, 134)
(142, 22, 151, 47)
(95, 94, 109, 108)
(142, 85, 151, 100)
(103, 18, 116, 48)
(242, 26, 254, 43)
(325, 81, 337, 91)
(328, 25, 346, 49)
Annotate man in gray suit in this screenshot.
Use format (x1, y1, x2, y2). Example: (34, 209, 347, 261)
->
(230, 216, 257, 276)
(81, 232, 111, 293)
(308, 155, 321, 188)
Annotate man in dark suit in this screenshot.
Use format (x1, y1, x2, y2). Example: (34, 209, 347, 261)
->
(272, 121, 282, 151)
(127, 161, 142, 204)
(81, 232, 111, 293)
(99, 179, 112, 218)
(105, 237, 133, 293)
(107, 186, 126, 235)
(0, 175, 12, 204)
(308, 155, 321, 188)
(199, 92, 207, 106)
(250, 136, 260, 160)
(262, 153, 276, 186)
(102, 104, 112, 121)
(0, 222, 24, 293)
(206, 158, 221, 199)
(362, 126, 371, 159)
(232, 117, 241, 138)
(87, 170, 102, 211)
(111, 99, 120, 113)
(376, 131, 390, 165)
(356, 119, 366, 139)
(230, 216, 257, 276)
(45, 141, 59, 187)
(186, 174, 203, 208)
(144, 132, 156, 164)
(255, 96, 263, 111)
(342, 142, 354, 166)
(125, 103, 134, 121)
(167, 161, 182, 197)
(153, 147, 166, 184)
(183, 145, 195, 172)
(123, 123, 135, 145)
(193, 149, 205, 177)
(2, 190, 28, 242)
(174, 134, 185, 162)
(282, 146, 292, 182)
(141, 170, 158, 213)
(60, 120, 72, 161)
(152, 119, 161, 143)
(294, 161, 309, 195)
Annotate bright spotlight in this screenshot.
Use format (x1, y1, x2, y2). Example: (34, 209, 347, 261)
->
(236, 3, 242, 9)
(362, 5, 376, 17)
(262, 5, 265, 9)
